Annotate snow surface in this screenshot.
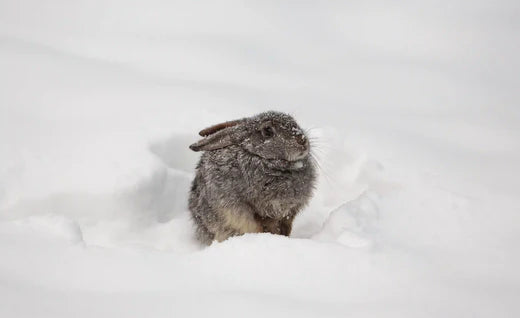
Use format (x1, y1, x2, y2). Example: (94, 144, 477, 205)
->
(1, 1, 520, 317)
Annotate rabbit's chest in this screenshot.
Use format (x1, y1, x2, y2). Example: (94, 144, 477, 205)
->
(249, 173, 311, 217)
(251, 196, 299, 218)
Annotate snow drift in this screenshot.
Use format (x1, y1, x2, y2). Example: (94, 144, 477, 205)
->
(1, 0, 519, 317)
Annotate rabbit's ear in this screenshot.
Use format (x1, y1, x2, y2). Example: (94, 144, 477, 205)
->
(189, 125, 244, 152)
(198, 120, 242, 137)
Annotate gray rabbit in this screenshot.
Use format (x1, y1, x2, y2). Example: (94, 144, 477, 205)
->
(188, 111, 317, 245)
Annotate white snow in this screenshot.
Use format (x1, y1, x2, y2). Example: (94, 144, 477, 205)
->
(1, 1, 519, 317)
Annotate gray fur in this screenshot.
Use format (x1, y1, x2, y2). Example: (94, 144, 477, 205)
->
(188, 111, 317, 245)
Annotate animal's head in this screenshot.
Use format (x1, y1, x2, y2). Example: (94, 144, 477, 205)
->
(189, 111, 310, 162)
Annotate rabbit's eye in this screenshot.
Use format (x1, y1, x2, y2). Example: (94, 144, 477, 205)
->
(262, 126, 274, 138)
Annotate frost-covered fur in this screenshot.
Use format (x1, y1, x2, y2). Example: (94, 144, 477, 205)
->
(188, 111, 317, 245)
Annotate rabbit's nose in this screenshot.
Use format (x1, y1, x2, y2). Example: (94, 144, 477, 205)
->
(296, 135, 307, 145)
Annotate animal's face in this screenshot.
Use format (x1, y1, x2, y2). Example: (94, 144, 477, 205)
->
(243, 113, 310, 162)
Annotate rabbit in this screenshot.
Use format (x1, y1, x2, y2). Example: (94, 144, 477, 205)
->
(188, 111, 317, 245)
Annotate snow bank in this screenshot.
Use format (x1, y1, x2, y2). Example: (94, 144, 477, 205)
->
(1, 0, 519, 317)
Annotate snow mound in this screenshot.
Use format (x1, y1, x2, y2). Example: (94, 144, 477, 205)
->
(1, 0, 520, 317)
(313, 192, 378, 248)
(1, 214, 83, 243)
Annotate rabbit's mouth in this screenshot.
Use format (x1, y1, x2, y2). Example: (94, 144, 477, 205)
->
(286, 149, 309, 162)
(275, 150, 309, 170)
(290, 160, 305, 170)
(265, 158, 307, 172)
